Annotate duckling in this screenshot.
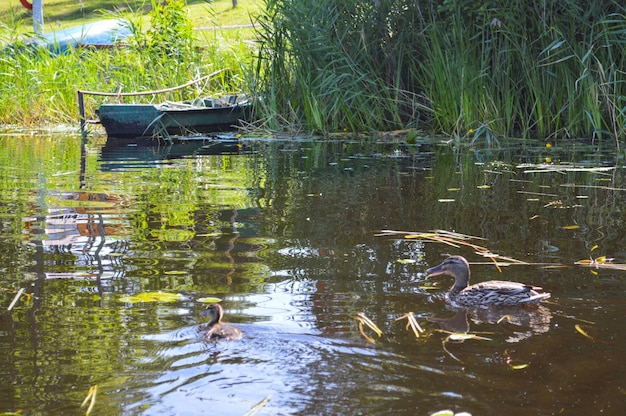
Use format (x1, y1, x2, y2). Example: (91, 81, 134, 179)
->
(200, 303, 242, 341)
(426, 255, 551, 307)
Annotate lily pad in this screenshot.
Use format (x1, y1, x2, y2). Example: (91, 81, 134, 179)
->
(119, 292, 184, 304)
(198, 297, 222, 303)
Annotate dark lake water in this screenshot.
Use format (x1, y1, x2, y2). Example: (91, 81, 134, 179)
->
(1, 132, 625, 415)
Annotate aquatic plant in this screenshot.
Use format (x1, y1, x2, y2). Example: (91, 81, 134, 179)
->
(252, 0, 430, 133)
(254, 0, 626, 142)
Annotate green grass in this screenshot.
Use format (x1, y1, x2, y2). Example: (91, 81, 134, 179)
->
(0, 0, 262, 33)
(0, 0, 261, 126)
(2, 0, 626, 142)
(253, 0, 626, 142)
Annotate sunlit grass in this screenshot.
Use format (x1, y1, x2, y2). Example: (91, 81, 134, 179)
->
(0, 1, 257, 125)
(0, 0, 262, 34)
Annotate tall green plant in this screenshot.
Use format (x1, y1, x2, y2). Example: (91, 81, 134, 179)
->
(255, 0, 626, 142)
(253, 0, 430, 133)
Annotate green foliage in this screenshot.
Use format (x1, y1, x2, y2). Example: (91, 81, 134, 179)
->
(253, 0, 430, 133)
(255, 0, 626, 142)
(0, 1, 253, 125)
(145, 0, 195, 60)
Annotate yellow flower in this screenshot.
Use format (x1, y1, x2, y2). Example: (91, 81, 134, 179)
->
(545, 143, 552, 148)
(468, 128, 474, 134)
(545, 157, 552, 163)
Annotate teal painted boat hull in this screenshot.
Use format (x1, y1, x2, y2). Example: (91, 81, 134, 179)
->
(97, 96, 251, 138)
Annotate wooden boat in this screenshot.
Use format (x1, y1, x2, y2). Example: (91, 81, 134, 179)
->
(96, 95, 251, 138)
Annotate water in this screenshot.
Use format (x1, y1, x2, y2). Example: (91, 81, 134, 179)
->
(0, 133, 625, 415)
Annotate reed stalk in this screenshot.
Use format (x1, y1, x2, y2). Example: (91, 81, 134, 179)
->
(254, 0, 626, 142)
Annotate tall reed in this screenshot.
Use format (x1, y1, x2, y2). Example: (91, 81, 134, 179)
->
(254, 0, 626, 142)
(252, 0, 430, 133)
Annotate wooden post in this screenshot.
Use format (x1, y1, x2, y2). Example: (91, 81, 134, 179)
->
(77, 90, 85, 134)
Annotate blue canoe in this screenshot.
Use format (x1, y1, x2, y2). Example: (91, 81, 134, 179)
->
(36, 19, 132, 53)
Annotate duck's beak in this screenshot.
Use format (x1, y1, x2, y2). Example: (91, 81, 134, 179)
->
(199, 308, 210, 317)
(426, 263, 446, 277)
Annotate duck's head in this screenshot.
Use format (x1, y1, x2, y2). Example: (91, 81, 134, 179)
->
(426, 255, 471, 290)
(200, 303, 224, 326)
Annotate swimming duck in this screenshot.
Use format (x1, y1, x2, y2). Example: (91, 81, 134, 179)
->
(426, 255, 551, 307)
(200, 303, 242, 341)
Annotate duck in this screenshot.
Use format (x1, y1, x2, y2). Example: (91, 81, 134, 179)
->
(200, 303, 242, 341)
(426, 255, 551, 307)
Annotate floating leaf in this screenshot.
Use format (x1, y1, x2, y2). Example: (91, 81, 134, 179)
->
(352, 312, 383, 343)
(590, 244, 599, 252)
(575, 324, 594, 341)
(7, 288, 25, 311)
(575, 256, 626, 270)
(561, 225, 580, 230)
(438, 199, 456, 203)
(396, 312, 425, 339)
(441, 332, 492, 363)
(198, 297, 222, 303)
(357, 321, 376, 344)
(246, 395, 271, 416)
(448, 333, 492, 342)
(447, 187, 461, 191)
(476, 185, 491, 189)
(504, 349, 529, 370)
(119, 292, 184, 303)
(396, 258, 416, 264)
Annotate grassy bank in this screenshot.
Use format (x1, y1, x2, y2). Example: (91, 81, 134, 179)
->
(0, 0, 260, 33)
(0, 0, 260, 126)
(254, 0, 626, 142)
(2, 0, 626, 143)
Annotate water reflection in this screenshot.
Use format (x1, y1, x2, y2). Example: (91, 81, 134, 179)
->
(429, 304, 552, 343)
(23, 190, 129, 280)
(98, 136, 245, 170)
(1, 135, 625, 415)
